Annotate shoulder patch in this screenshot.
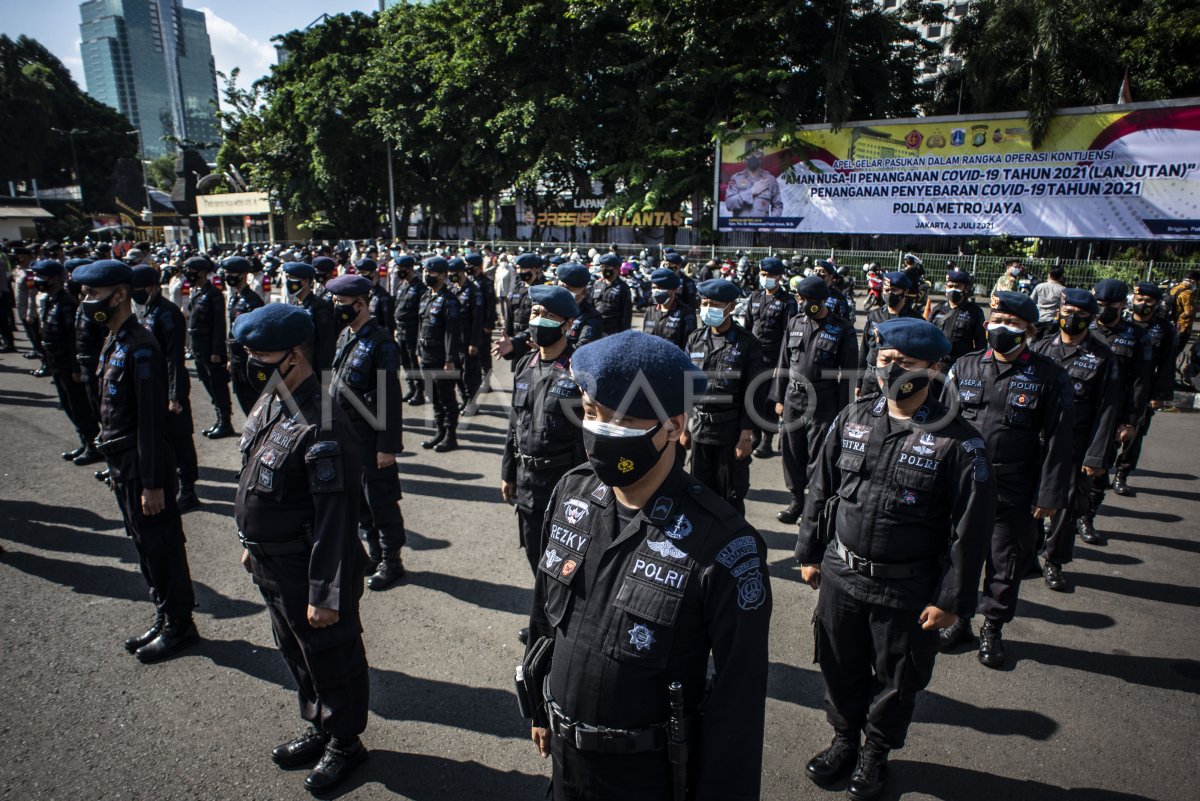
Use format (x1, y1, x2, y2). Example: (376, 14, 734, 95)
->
(305, 440, 344, 493)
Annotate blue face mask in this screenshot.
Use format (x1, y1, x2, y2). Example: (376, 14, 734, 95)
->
(761, 277, 777, 291)
(701, 305, 727, 328)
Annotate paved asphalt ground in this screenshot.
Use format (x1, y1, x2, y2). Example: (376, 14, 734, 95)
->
(1, 332, 1198, 801)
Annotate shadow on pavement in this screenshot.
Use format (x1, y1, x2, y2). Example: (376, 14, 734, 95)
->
(884, 760, 1159, 801)
(1070, 547, 1143, 566)
(1009, 640, 1200, 693)
(1102, 530, 1200, 555)
(1017, 599, 1116, 630)
(402, 477, 506, 505)
(1098, 506, 1182, 523)
(322, 750, 547, 800)
(1127, 468, 1197, 481)
(406, 570, 532, 616)
(1070, 571, 1200, 608)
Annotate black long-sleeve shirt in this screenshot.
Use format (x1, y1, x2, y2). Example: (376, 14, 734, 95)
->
(1032, 332, 1120, 468)
(417, 286, 461, 365)
(39, 288, 79, 373)
(769, 311, 858, 414)
(928, 300, 987, 364)
(187, 281, 227, 358)
(686, 322, 765, 444)
(98, 315, 170, 489)
(1091, 318, 1155, 427)
(142, 293, 191, 404)
(301, 292, 337, 372)
(331, 319, 404, 455)
(642, 301, 696, 350)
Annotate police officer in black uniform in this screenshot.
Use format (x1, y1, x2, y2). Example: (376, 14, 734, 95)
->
(927, 269, 986, 365)
(284, 261, 337, 373)
(1111, 281, 1175, 496)
(858, 272, 921, 397)
(591, 252, 632, 336)
(74, 259, 199, 663)
(1031, 288, 1119, 591)
(501, 285, 585, 576)
(352, 257, 395, 335)
(744, 256, 797, 459)
(34, 260, 102, 464)
(662, 251, 697, 310)
(392, 254, 427, 406)
(132, 265, 201, 512)
(770, 276, 858, 524)
(815, 259, 854, 324)
(798, 318, 995, 801)
(684, 279, 765, 516)
(231, 303, 369, 794)
(328, 274, 408, 591)
(495, 252, 545, 368)
(447, 256, 487, 413)
(466, 251, 497, 394)
(221, 255, 265, 415)
(522, 329, 771, 801)
(67, 258, 107, 426)
(555, 262, 603, 350)
(642, 267, 696, 349)
(185, 256, 235, 438)
(940, 291, 1074, 667)
(312, 255, 337, 300)
(417, 256, 462, 453)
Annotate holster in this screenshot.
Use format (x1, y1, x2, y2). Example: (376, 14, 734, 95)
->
(816, 494, 840, 545)
(515, 635, 554, 726)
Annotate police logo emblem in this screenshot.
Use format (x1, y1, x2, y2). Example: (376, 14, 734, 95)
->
(736, 571, 766, 611)
(94, 311, 107, 322)
(649, 497, 674, 522)
(913, 445, 935, 456)
(845, 423, 870, 440)
(647, 539, 687, 560)
(919, 432, 936, 447)
(317, 460, 335, 482)
(544, 548, 564, 570)
(617, 457, 635, 474)
(901, 489, 919, 505)
(664, 514, 693, 541)
(256, 370, 267, 382)
(628, 623, 656, 652)
(563, 499, 590, 526)
(900, 381, 914, 394)
(560, 559, 578, 578)
(258, 466, 274, 490)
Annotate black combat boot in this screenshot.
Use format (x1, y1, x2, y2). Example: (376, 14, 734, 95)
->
(272, 726, 330, 768)
(304, 737, 367, 794)
(938, 616, 974, 652)
(777, 500, 803, 524)
(847, 739, 889, 800)
(62, 444, 86, 461)
(94, 467, 111, 483)
(177, 483, 201, 513)
(73, 445, 104, 466)
(434, 428, 458, 453)
(363, 539, 381, 577)
(123, 612, 164, 654)
(367, 557, 405, 591)
(805, 731, 859, 785)
(1042, 560, 1067, 591)
(421, 426, 445, 450)
(135, 617, 199, 664)
(1077, 515, 1103, 545)
(753, 432, 774, 459)
(407, 386, 425, 407)
(1112, 468, 1132, 496)
(978, 619, 1006, 668)
(401, 382, 417, 403)
(205, 411, 235, 439)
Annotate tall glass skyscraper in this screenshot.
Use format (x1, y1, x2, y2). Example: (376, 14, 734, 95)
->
(79, 0, 220, 159)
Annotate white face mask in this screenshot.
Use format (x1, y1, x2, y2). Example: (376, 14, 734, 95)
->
(701, 305, 728, 328)
(762, 277, 777, 291)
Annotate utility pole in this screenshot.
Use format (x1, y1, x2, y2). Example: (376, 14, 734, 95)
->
(379, 0, 398, 240)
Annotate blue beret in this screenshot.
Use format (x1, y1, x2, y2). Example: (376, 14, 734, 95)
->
(1061, 288, 1098, 314)
(795, 275, 830, 301)
(529, 285, 580, 319)
(946, 269, 972, 284)
(596, 253, 622, 269)
(312, 256, 336, 274)
(883, 271, 913, 291)
(446, 257, 466, 272)
(464, 252, 484, 266)
(759, 257, 785, 276)
(515, 253, 544, 271)
(815, 259, 834, 270)
(64, 258, 94, 272)
(650, 268, 681, 289)
(326, 275, 373, 297)
(232, 303, 315, 351)
(131, 264, 160, 288)
(1134, 281, 1163, 300)
(394, 254, 416, 269)
(663, 247, 676, 254)
(663, 252, 684, 265)
(184, 256, 213, 273)
(282, 261, 315, 279)
(354, 258, 378, 273)
(423, 256, 449, 274)
(548, 255, 568, 266)
(73, 258, 132, 287)
(572, 330, 707, 420)
(31, 260, 65, 278)
(989, 290, 1038, 323)
(697, 279, 740, 303)
(556, 262, 591, 288)
(876, 318, 950, 361)
(221, 256, 253, 274)
(1093, 278, 1128, 302)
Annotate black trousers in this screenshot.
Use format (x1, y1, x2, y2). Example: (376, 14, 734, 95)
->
(359, 459, 406, 561)
(258, 582, 370, 741)
(780, 402, 837, 505)
(551, 730, 672, 801)
(51, 370, 99, 447)
(461, 351, 484, 402)
(815, 577, 938, 750)
(1041, 468, 1091, 566)
(229, 354, 258, 415)
(108, 458, 196, 623)
(423, 361, 459, 432)
(517, 503, 549, 576)
(165, 400, 198, 485)
(193, 352, 232, 416)
(1114, 411, 1153, 474)
(0, 291, 14, 347)
(689, 442, 750, 516)
(81, 364, 101, 420)
(976, 468, 1037, 625)
(398, 335, 424, 394)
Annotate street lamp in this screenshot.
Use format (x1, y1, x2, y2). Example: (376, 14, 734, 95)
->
(378, 0, 397, 240)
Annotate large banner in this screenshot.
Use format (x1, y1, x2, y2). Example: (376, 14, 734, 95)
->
(715, 100, 1200, 239)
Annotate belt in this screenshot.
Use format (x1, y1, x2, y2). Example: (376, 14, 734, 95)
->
(547, 701, 666, 754)
(517, 451, 577, 471)
(238, 531, 312, 557)
(693, 407, 739, 425)
(95, 434, 136, 456)
(833, 537, 940, 580)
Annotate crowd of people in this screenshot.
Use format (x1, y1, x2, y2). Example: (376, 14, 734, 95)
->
(0, 234, 1193, 799)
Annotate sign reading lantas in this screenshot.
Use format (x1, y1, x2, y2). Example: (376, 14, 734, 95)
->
(715, 99, 1200, 239)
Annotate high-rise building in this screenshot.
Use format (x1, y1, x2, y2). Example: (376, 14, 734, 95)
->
(79, 0, 220, 159)
(878, 0, 972, 78)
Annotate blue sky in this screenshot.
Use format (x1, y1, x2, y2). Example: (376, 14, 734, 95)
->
(3, 1, 383, 92)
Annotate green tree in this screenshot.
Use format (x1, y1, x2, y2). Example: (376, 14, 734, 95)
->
(147, 154, 176, 192)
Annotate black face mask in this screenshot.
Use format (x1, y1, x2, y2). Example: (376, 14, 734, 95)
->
(80, 290, 122, 325)
(652, 289, 671, 305)
(335, 301, 361, 324)
(746, 156, 762, 171)
(946, 289, 964, 304)
(1098, 306, 1121, 325)
(246, 352, 294, 397)
(132, 288, 152, 305)
(519, 271, 533, 283)
(528, 320, 565, 347)
(986, 323, 1025, 354)
(286, 280, 304, 295)
(33, 278, 51, 292)
(423, 273, 441, 288)
(1058, 312, 1091, 335)
(602, 268, 614, 280)
(1131, 302, 1155, 317)
(185, 272, 203, 284)
(878, 362, 930, 401)
(800, 298, 822, 317)
(886, 292, 907, 310)
(582, 421, 669, 488)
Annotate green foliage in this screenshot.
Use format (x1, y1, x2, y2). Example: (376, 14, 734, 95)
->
(147, 154, 176, 192)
